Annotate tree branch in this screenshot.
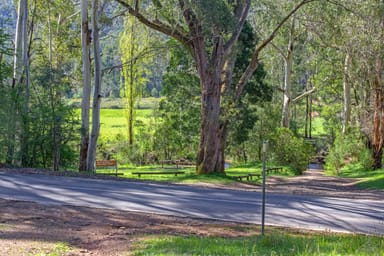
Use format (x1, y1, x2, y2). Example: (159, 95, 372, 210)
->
(234, 0, 315, 104)
(270, 42, 287, 61)
(115, 0, 190, 45)
(292, 87, 316, 103)
(223, 0, 251, 56)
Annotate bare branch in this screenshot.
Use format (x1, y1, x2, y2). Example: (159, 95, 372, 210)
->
(292, 87, 316, 103)
(270, 42, 287, 60)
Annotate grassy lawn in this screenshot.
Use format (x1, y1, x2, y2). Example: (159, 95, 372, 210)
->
(327, 163, 384, 190)
(132, 231, 384, 256)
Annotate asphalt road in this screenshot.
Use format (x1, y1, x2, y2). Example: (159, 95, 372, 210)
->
(0, 172, 383, 235)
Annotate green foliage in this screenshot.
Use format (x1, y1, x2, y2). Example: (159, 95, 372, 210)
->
(271, 128, 314, 174)
(227, 22, 272, 162)
(325, 130, 371, 175)
(154, 40, 201, 160)
(132, 232, 384, 256)
(193, 0, 235, 35)
(0, 29, 12, 163)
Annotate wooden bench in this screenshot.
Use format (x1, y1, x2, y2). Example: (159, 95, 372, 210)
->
(236, 175, 251, 181)
(247, 173, 261, 180)
(131, 171, 185, 178)
(175, 159, 195, 168)
(96, 159, 122, 176)
(266, 167, 284, 174)
(235, 173, 261, 181)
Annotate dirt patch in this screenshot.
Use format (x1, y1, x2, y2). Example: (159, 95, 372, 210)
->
(0, 167, 383, 255)
(0, 199, 259, 256)
(264, 168, 384, 200)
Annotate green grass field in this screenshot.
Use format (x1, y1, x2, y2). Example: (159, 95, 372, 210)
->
(73, 97, 158, 138)
(99, 108, 153, 137)
(132, 231, 384, 256)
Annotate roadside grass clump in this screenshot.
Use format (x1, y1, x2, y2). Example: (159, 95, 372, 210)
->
(31, 242, 75, 256)
(132, 232, 384, 256)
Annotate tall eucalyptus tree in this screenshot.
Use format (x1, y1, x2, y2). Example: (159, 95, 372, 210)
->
(87, 0, 103, 172)
(79, 0, 92, 171)
(115, 0, 314, 174)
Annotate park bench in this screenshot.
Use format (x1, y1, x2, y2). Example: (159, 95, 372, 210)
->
(175, 159, 194, 168)
(266, 167, 285, 174)
(96, 159, 123, 176)
(235, 168, 285, 182)
(236, 175, 251, 181)
(235, 173, 261, 181)
(131, 171, 185, 178)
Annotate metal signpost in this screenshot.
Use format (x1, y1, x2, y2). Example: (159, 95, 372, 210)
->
(261, 140, 268, 236)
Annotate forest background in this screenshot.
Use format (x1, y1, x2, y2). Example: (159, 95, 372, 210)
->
(0, 0, 383, 176)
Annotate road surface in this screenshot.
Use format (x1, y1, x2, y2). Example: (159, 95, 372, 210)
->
(0, 172, 383, 235)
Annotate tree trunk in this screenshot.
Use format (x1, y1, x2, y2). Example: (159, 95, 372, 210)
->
(7, 0, 25, 165)
(128, 22, 135, 146)
(79, 0, 91, 171)
(342, 51, 351, 134)
(87, 0, 102, 172)
(372, 58, 383, 169)
(372, 56, 383, 169)
(12, 0, 24, 88)
(281, 16, 295, 128)
(196, 78, 226, 174)
(20, 0, 30, 167)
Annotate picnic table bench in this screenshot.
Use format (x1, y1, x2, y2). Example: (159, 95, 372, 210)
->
(266, 167, 285, 174)
(235, 167, 285, 181)
(132, 171, 185, 178)
(96, 159, 123, 176)
(160, 159, 194, 168)
(235, 173, 261, 181)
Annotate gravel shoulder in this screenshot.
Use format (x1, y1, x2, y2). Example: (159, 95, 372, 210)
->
(0, 167, 383, 255)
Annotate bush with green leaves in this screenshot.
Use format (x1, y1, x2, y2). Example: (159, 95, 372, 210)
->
(270, 128, 314, 175)
(325, 130, 371, 175)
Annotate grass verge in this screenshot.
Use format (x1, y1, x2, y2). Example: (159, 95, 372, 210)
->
(132, 231, 384, 256)
(326, 163, 384, 189)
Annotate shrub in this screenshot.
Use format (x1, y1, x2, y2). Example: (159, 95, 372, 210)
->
(325, 130, 371, 174)
(270, 128, 314, 175)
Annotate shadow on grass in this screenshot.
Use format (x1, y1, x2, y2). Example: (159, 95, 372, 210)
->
(337, 163, 384, 189)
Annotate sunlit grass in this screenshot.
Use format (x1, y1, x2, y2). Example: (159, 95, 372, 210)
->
(95, 162, 292, 186)
(327, 162, 384, 189)
(72, 97, 159, 138)
(132, 231, 384, 256)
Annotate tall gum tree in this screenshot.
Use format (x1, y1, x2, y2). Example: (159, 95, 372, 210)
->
(87, 0, 102, 172)
(79, 0, 91, 171)
(115, 0, 314, 174)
